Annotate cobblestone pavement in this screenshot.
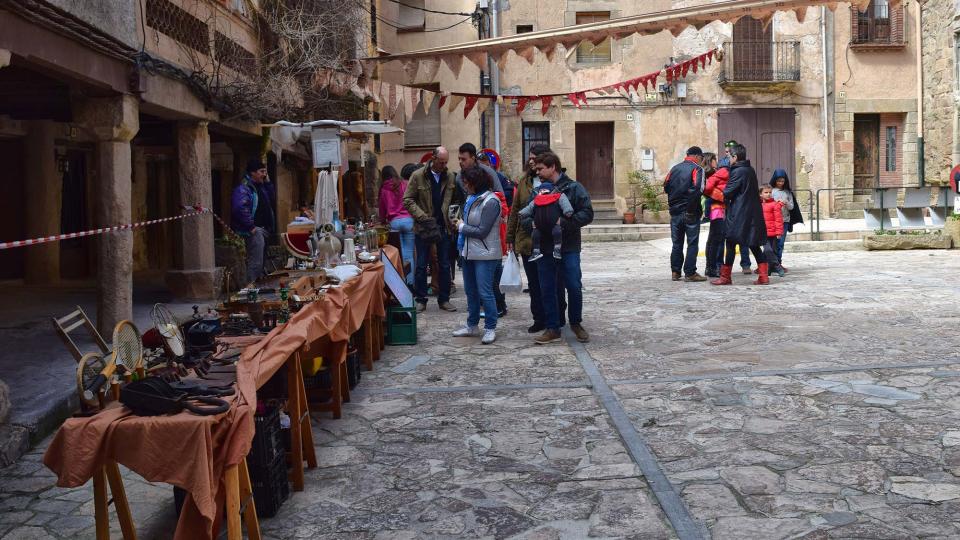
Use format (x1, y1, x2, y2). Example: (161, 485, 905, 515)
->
(1, 242, 959, 539)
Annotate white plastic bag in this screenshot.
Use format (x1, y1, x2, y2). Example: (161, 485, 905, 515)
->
(499, 251, 523, 294)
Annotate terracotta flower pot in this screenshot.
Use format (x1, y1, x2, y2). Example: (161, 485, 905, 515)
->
(622, 212, 636, 224)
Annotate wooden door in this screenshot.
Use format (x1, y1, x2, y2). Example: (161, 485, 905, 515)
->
(854, 115, 880, 190)
(732, 17, 773, 81)
(575, 123, 614, 199)
(60, 150, 90, 279)
(756, 109, 796, 184)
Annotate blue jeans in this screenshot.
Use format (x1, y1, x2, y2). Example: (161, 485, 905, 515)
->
(739, 242, 752, 268)
(776, 230, 787, 263)
(463, 259, 499, 330)
(705, 218, 726, 276)
(669, 214, 700, 276)
(522, 255, 565, 327)
(390, 217, 415, 285)
(538, 252, 582, 331)
(415, 228, 451, 305)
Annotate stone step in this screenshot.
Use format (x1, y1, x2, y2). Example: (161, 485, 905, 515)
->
(584, 224, 672, 234)
(592, 199, 617, 210)
(592, 217, 626, 226)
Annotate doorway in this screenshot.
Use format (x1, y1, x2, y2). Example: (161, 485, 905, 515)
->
(574, 123, 614, 199)
(60, 149, 91, 279)
(718, 108, 796, 183)
(854, 114, 880, 190)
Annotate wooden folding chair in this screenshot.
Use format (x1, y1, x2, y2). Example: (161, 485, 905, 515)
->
(52, 306, 109, 363)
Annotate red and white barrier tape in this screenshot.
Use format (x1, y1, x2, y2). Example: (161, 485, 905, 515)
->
(0, 205, 220, 250)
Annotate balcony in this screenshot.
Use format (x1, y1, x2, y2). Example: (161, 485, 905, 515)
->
(718, 41, 801, 91)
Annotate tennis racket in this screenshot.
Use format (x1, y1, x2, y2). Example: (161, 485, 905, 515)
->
(77, 352, 107, 407)
(83, 321, 142, 402)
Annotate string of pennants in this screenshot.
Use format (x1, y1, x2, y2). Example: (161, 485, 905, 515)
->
(321, 49, 719, 122)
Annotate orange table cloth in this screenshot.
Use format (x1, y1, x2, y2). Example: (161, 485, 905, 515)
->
(42, 245, 400, 540)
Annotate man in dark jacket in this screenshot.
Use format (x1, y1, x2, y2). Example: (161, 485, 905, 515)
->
(711, 144, 770, 286)
(507, 143, 566, 333)
(664, 147, 706, 282)
(403, 146, 458, 313)
(530, 152, 593, 345)
(232, 158, 271, 283)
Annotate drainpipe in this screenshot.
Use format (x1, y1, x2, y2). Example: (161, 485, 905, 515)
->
(820, 7, 829, 138)
(491, 0, 501, 155)
(915, 0, 925, 186)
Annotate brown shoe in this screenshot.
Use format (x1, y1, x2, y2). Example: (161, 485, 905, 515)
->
(671, 272, 682, 281)
(534, 329, 562, 345)
(741, 267, 752, 275)
(683, 273, 707, 282)
(570, 324, 590, 343)
(416, 302, 426, 313)
(438, 302, 457, 312)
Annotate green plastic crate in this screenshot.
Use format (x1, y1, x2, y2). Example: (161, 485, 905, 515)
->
(386, 305, 417, 345)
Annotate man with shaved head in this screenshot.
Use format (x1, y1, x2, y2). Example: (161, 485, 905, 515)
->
(403, 146, 458, 313)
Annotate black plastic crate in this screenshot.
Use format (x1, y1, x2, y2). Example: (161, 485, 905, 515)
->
(249, 406, 282, 469)
(258, 366, 287, 399)
(346, 344, 361, 389)
(248, 454, 289, 518)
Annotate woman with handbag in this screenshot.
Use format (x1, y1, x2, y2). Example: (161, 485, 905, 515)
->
(452, 166, 502, 344)
(379, 165, 415, 286)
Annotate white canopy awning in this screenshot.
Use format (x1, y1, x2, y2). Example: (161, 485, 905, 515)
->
(267, 120, 403, 160)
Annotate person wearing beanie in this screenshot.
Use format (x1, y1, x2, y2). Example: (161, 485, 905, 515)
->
(517, 180, 574, 262)
(231, 158, 272, 283)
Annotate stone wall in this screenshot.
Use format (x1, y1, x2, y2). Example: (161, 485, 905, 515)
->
(44, 0, 139, 49)
(920, 0, 959, 185)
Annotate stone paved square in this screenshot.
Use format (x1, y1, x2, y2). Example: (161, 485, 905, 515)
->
(2, 242, 959, 539)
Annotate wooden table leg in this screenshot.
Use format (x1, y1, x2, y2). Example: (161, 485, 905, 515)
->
(224, 464, 242, 540)
(238, 460, 262, 540)
(373, 317, 383, 361)
(104, 462, 137, 540)
(361, 319, 374, 371)
(295, 354, 317, 470)
(286, 354, 305, 492)
(93, 467, 110, 540)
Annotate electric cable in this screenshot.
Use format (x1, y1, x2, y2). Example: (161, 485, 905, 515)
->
(354, 0, 476, 32)
(384, 0, 473, 17)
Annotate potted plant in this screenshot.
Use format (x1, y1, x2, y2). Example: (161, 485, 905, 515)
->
(633, 171, 668, 224)
(623, 171, 643, 224)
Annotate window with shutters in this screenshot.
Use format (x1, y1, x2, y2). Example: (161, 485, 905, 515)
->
(851, 0, 905, 48)
(397, 0, 426, 31)
(575, 12, 611, 63)
(404, 95, 440, 148)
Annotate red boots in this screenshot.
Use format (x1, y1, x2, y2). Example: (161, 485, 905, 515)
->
(753, 263, 770, 285)
(711, 265, 733, 285)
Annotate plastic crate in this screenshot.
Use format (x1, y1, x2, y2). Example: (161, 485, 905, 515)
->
(258, 366, 287, 399)
(346, 343, 361, 388)
(249, 406, 282, 469)
(248, 454, 289, 518)
(386, 306, 417, 345)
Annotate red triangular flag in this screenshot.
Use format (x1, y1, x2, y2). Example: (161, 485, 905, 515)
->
(692, 59, 699, 74)
(665, 68, 673, 85)
(438, 94, 448, 109)
(567, 93, 581, 108)
(463, 95, 479, 118)
(681, 61, 690, 78)
(516, 97, 529, 114)
(641, 76, 651, 92)
(540, 95, 553, 115)
(707, 50, 715, 64)
(577, 92, 587, 107)
(700, 53, 707, 70)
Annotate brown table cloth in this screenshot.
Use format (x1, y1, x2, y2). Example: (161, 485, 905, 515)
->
(42, 245, 400, 540)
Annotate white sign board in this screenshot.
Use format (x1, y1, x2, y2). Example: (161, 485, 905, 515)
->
(381, 249, 414, 308)
(311, 127, 341, 168)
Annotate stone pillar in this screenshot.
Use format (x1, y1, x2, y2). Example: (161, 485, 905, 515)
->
(23, 120, 61, 284)
(165, 121, 220, 299)
(75, 95, 139, 336)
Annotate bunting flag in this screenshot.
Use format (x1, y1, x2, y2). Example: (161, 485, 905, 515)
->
(463, 96, 479, 118)
(374, 48, 718, 119)
(540, 95, 553, 115)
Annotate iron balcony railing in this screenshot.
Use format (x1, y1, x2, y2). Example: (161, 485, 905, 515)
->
(718, 41, 801, 84)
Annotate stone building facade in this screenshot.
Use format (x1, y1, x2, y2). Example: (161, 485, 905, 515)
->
(0, 0, 318, 333)
(920, 0, 960, 185)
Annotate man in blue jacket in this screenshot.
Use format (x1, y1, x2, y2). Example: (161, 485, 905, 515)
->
(232, 159, 272, 284)
(664, 147, 706, 282)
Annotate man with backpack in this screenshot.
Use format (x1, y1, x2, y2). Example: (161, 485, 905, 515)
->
(664, 147, 707, 282)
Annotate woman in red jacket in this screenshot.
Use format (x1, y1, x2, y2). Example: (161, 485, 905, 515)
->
(760, 185, 785, 278)
(703, 153, 727, 278)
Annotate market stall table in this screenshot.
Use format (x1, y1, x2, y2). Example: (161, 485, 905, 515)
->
(41, 246, 401, 539)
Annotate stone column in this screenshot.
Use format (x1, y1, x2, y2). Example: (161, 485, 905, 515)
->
(165, 121, 220, 299)
(23, 120, 61, 284)
(75, 95, 139, 336)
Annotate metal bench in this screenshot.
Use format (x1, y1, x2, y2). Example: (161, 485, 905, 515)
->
(930, 188, 956, 226)
(863, 188, 896, 230)
(896, 187, 931, 228)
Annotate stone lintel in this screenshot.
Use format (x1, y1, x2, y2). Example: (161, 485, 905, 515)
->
(73, 95, 139, 142)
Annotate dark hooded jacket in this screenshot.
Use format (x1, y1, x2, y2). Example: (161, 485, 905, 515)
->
(722, 160, 766, 247)
(769, 168, 804, 230)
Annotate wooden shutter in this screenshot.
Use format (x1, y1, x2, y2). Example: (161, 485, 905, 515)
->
(576, 12, 611, 63)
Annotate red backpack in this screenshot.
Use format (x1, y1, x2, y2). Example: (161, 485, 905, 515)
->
(494, 191, 509, 256)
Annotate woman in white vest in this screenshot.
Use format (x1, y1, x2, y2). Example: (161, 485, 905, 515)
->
(452, 166, 503, 344)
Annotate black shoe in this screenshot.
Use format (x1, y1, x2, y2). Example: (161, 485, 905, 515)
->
(527, 322, 545, 334)
(498, 309, 507, 318)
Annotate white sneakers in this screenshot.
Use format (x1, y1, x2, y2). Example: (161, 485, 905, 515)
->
(481, 330, 496, 345)
(452, 326, 481, 337)
(452, 326, 496, 344)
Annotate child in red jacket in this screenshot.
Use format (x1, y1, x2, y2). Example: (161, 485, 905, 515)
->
(760, 185, 785, 277)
